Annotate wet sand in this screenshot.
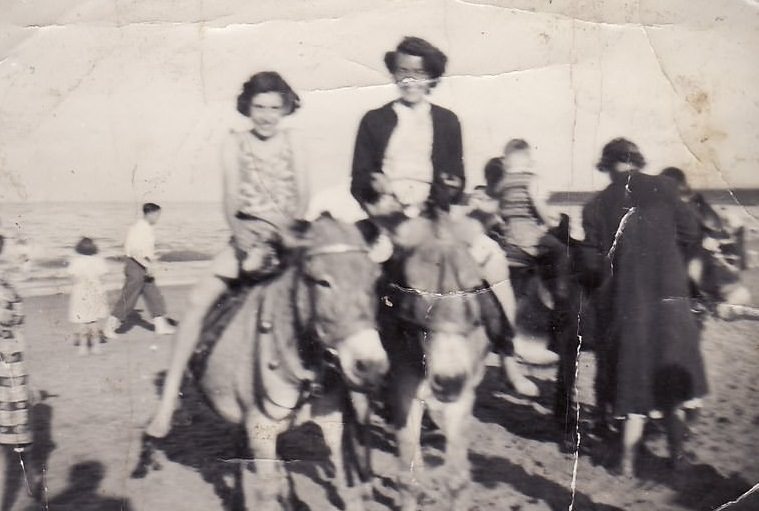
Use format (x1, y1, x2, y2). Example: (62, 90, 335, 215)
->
(9, 272, 759, 510)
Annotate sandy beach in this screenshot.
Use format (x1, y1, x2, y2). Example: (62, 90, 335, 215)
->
(7, 272, 759, 510)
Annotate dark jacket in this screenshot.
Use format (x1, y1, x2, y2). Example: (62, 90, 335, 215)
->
(582, 173, 707, 415)
(350, 101, 465, 209)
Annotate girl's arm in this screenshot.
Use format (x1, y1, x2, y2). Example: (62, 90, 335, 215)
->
(221, 132, 241, 230)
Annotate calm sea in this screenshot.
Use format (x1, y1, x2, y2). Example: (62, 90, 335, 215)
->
(0, 202, 228, 296)
(0, 201, 756, 297)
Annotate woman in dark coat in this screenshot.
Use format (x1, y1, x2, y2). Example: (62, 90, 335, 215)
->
(582, 138, 708, 476)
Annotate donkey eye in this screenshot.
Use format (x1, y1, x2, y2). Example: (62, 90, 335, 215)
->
(307, 275, 333, 288)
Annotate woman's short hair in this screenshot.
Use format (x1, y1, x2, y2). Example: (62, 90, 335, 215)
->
(596, 137, 646, 172)
(660, 167, 687, 185)
(236, 72, 300, 117)
(75, 237, 98, 256)
(384, 36, 448, 85)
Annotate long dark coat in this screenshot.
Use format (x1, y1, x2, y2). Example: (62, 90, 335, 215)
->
(582, 172, 708, 416)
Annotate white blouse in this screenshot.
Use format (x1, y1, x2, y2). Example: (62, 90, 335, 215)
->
(381, 100, 434, 207)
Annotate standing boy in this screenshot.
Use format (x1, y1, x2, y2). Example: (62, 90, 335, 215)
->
(104, 203, 175, 338)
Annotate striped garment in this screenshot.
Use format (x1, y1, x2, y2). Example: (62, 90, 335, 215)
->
(0, 277, 31, 446)
(498, 171, 546, 258)
(498, 171, 538, 219)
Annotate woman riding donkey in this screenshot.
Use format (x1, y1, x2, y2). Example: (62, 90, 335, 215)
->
(350, 36, 537, 397)
(146, 71, 309, 438)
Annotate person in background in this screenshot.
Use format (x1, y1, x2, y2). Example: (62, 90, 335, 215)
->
(660, 166, 751, 309)
(103, 203, 175, 339)
(350, 37, 537, 396)
(146, 71, 309, 439)
(483, 139, 564, 299)
(582, 138, 708, 476)
(0, 233, 41, 508)
(67, 237, 110, 355)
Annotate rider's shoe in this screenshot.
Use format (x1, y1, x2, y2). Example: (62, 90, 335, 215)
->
(501, 356, 540, 397)
(515, 342, 559, 366)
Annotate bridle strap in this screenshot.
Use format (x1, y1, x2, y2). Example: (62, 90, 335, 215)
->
(305, 243, 368, 258)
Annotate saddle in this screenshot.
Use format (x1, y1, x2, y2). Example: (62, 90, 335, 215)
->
(190, 269, 317, 403)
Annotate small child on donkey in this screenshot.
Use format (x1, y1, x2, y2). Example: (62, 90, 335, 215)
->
(67, 237, 110, 355)
(483, 139, 567, 302)
(146, 72, 309, 439)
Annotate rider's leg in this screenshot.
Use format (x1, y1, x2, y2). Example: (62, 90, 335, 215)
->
(470, 234, 538, 397)
(145, 247, 236, 438)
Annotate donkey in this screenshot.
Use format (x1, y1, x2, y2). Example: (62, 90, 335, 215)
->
(136, 215, 389, 511)
(379, 215, 494, 511)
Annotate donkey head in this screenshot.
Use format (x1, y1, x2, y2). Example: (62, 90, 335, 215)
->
(398, 217, 485, 402)
(297, 214, 389, 390)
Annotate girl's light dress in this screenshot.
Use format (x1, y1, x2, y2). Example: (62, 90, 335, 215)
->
(68, 255, 110, 324)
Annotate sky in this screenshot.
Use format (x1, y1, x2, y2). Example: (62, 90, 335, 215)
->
(0, 0, 758, 203)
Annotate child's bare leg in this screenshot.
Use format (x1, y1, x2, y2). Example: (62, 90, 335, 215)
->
(664, 407, 687, 470)
(88, 323, 102, 354)
(619, 414, 645, 477)
(76, 324, 88, 355)
(146, 275, 228, 438)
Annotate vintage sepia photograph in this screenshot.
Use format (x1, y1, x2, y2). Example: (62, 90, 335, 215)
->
(0, 1, 758, 509)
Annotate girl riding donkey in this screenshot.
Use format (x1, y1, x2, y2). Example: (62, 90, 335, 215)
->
(146, 71, 309, 438)
(351, 36, 537, 397)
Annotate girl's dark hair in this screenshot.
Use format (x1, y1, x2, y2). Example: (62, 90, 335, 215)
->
(596, 137, 646, 172)
(236, 72, 300, 117)
(75, 237, 98, 256)
(384, 36, 448, 86)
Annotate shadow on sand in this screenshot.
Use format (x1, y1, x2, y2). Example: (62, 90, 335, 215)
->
(2, 400, 56, 511)
(131, 372, 376, 510)
(27, 461, 133, 511)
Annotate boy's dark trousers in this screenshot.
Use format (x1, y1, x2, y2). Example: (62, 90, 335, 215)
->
(112, 258, 167, 322)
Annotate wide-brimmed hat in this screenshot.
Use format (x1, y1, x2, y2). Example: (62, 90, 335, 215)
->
(596, 137, 646, 172)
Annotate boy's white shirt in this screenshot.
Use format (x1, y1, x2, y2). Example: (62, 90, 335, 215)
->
(124, 218, 155, 267)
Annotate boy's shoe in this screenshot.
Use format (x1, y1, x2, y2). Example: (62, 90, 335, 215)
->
(103, 316, 121, 339)
(154, 316, 176, 336)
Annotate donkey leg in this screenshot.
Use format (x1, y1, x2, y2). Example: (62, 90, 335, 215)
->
(393, 375, 425, 511)
(439, 393, 475, 511)
(242, 413, 289, 511)
(314, 391, 367, 511)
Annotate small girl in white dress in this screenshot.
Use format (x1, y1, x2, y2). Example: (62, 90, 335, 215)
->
(68, 237, 110, 355)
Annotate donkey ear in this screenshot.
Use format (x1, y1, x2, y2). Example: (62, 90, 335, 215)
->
(354, 219, 380, 245)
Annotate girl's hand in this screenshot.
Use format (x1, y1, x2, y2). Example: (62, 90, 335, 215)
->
(365, 194, 403, 217)
(370, 173, 394, 196)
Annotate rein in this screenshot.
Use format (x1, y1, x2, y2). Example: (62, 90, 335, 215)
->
(256, 241, 371, 418)
(304, 243, 368, 258)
